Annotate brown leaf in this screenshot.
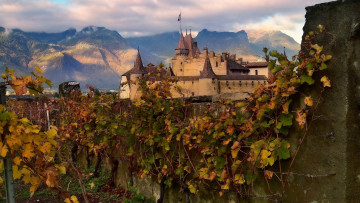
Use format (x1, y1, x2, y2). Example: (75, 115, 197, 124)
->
(45, 167, 59, 187)
(295, 109, 306, 128)
(264, 170, 274, 179)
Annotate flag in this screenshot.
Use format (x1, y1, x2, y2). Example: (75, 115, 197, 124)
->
(178, 13, 181, 21)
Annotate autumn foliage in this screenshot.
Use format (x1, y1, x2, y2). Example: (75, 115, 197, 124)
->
(1, 26, 331, 202)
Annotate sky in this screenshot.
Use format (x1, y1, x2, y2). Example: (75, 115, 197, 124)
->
(0, 0, 333, 43)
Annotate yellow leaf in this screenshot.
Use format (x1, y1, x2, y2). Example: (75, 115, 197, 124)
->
(12, 165, 22, 180)
(231, 141, 241, 158)
(39, 142, 52, 154)
(320, 76, 331, 87)
(260, 150, 271, 160)
(304, 96, 313, 107)
(231, 148, 240, 159)
(0, 160, 3, 173)
(89, 182, 95, 189)
(22, 144, 35, 159)
(0, 73, 6, 79)
(29, 176, 41, 197)
(34, 66, 43, 75)
(64, 198, 71, 203)
(220, 179, 230, 190)
(0, 143, 8, 157)
(188, 184, 196, 194)
(234, 174, 245, 184)
(55, 164, 66, 175)
(219, 191, 224, 197)
(71, 195, 79, 203)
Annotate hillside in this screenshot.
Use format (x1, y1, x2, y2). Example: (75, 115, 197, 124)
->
(0, 26, 136, 89)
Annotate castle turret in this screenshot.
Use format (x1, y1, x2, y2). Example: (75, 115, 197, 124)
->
(184, 33, 200, 58)
(175, 33, 189, 56)
(199, 55, 218, 96)
(129, 49, 147, 100)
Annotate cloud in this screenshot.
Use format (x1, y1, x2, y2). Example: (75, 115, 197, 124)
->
(0, 0, 330, 42)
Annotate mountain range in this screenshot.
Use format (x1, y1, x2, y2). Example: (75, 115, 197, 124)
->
(0, 26, 300, 90)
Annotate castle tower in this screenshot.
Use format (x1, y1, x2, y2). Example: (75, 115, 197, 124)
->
(184, 33, 200, 58)
(199, 54, 218, 96)
(129, 49, 147, 100)
(175, 33, 189, 56)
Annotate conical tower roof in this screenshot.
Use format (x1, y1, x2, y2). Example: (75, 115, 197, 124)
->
(176, 33, 186, 50)
(130, 48, 147, 74)
(200, 55, 217, 78)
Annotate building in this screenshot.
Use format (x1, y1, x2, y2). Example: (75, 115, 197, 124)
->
(120, 32, 269, 101)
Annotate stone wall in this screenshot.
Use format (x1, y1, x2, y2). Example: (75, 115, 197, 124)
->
(283, 0, 360, 202)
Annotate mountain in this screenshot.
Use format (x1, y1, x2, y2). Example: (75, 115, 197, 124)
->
(0, 26, 300, 90)
(195, 29, 255, 60)
(0, 26, 136, 89)
(127, 31, 180, 65)
(246, 30, 300, 59)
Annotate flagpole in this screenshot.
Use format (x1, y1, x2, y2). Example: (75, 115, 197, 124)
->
(178, 12, 182, 34)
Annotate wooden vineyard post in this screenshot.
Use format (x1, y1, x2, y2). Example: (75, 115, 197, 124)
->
(0, 83, 15, 203)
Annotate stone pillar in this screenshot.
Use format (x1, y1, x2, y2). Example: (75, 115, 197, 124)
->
(284, 1, 360, 202)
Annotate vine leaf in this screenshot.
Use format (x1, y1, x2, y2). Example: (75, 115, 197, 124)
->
(264, 170, 274, 179)
(321, 76, 331, 87)
(304, 96, 313, 107)
(300, 75, 315, 85)
(295, 109, 307, 128)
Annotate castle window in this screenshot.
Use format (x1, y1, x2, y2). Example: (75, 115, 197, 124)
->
(226, 81, 229, 85)
(180, 69, 183, 72)
(239, 81, 242, 86)
(255, 70, 258, 75)
(264, 81, 266, 85)
(192, 80, 194, 84)
(181, 62, 183, 65)
(216, 61, 218, 67)
(212, 78, 215, 83)
(252, 81, 254, 86)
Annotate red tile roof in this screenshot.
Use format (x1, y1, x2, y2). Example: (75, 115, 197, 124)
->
(176, 33, 186, 50)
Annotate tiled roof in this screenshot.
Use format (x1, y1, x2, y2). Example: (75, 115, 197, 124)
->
(217, 75, 267, 80)
(129, 49, 147, 74)
(227, 60, 249, 71)
(200, 55, 217, 78)
(244, 61, 268, 68)
(122, 49, 147, 80)
(176, 33, 186, 50)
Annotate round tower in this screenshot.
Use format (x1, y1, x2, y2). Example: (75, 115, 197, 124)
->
(129, 49, 147, 100)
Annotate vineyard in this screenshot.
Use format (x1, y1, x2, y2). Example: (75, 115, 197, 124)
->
(0, 27, 332, 202)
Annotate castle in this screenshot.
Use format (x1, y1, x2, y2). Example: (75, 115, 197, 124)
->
(120, 32, 269, 101)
